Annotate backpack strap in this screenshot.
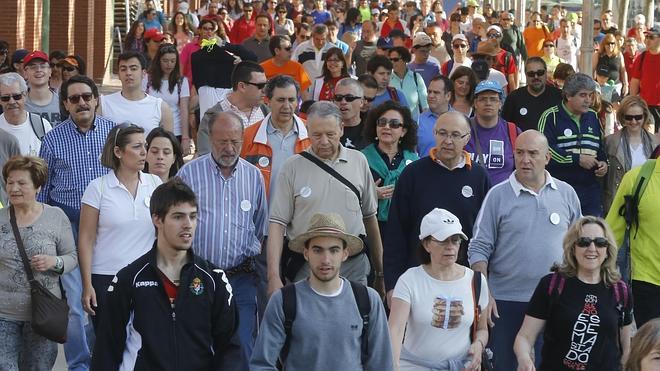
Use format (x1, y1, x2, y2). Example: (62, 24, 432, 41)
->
(28, 113, 46, 141)
(386, 87, 400, 103)
(259, 104, 269, 116)
(507, 122, 518, 150)
(349, 281, 370, 365)
(280, 284, 297, 362)
(470, 271, 482, 342)
(547, 271, 566, 296)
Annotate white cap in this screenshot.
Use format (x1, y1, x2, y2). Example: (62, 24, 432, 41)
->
(419, 208, 468, 242)
(413, 32, 433, 47)
(178, 1, 190, 12)
(634, 14, 646, 25)
(452, 33, 468, 43)
(487, 25, 502, 34)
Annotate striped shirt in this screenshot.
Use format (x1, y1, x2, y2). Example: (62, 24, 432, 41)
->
(37, 116, 116, 210)
(177, 155, 268, 269)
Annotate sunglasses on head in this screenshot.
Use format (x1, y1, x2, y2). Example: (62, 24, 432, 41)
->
(67, 93, 94, 104)
(113, 122, 140, 147)
(526, 69, 546, 77)
(243, 81, 267, 89)
(624, 114, 644, 121)
(333, 94, 362, 102)
(0, 93, 23, 102)
(376, 117, 404, 128)
(576, 237, 609, 248)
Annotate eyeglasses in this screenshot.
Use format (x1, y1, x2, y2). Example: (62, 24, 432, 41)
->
(576, 237, 609, 248)
(434, 130, 469, 141)
(299, 35, 310, 40)
(26, 63, 50, 71)
(376, 117, 404, 128)
(326, 58, 342, 63)
(63, 66, 78, 72)
(476, 96, 500, 103)
(0, 93, 24, 102)
(243, 81, 267, 89)
(452, 43, 468, 49)
(334, 94, 362, 102)
(364, 96, 375, 102)
(526, 69, 546, 77)
(113, 122, 139, 148)
(624, 114, 644, 121)
(67, 93, 94, 104)
(389, 57, 401, 62)
(487, 33, 502, 38)
(278, 10, 287, 13)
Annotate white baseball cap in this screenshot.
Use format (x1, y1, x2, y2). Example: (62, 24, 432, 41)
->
(419, 208, 468, 242)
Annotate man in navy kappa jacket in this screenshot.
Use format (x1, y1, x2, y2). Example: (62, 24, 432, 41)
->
(92, 178, 240, 370)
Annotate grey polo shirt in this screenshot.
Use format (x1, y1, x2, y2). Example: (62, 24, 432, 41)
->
(242, 37, 273, 62)
(269, 145, 378, 239)
(266, 119, 299, 197)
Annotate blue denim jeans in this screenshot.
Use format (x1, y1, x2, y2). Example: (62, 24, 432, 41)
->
(489, 300, 543, 371)
(0, 318, 58, 371)
(51, 200, 94, 371)
(227, 271, 257, 371)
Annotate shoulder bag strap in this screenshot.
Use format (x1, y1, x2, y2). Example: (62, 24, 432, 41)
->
(9, 206, 36, 283)
(299, 151, 362, 207)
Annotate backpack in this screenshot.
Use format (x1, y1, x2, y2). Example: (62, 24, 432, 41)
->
(28, 113, 46, 141)
(547, 272, 629, 328)
(280, 281, 370, 364)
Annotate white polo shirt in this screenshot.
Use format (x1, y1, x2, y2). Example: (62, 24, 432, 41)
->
(81, 171, 162, 275)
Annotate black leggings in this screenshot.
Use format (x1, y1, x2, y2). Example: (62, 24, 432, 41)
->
(90, 274, 115, 332)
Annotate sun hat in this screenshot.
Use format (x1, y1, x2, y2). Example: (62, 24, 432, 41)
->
(288, 213, 364, 255)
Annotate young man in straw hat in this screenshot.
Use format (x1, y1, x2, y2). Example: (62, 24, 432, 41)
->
(251, 213, 393, 370)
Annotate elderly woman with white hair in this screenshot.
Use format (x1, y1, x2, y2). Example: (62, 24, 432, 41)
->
(389, 208, 489, 371)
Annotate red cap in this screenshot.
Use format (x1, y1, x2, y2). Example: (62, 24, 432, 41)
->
(144, 28, 165, 42)
(23, 50, 49, 66)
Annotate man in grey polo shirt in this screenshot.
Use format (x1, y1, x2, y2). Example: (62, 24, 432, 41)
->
(468, 130, 582, 371)
(266, 101, 384, 298)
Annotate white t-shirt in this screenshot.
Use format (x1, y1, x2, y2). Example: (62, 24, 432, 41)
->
(101, 92, 163, 135)
(0, 113, 52, 156)
(393, 266, 489, 369)
(198, 86, 232, 118)
(147, 78, 191, 136)
(630, 143, 647, 168)
(81, 171, 162, 275)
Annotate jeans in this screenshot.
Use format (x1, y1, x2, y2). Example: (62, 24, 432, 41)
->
(632, 280, 660, 328)
(489, 300, 543, 371)
(227, 271, 257, 371)
(50, 200, 93, 370)
(0, 318, 58, 371)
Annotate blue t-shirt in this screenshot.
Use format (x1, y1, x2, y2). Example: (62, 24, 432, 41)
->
(312, 10, 331, 25)
(372, 88, 409, 109)
(407, 62, 440, 87)
(416, 110, 439, 158)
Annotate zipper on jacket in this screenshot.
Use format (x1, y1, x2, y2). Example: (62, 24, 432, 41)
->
(172, 310, 179, 371)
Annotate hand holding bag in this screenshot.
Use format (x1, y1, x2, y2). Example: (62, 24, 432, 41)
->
(9, 206, 69, 344)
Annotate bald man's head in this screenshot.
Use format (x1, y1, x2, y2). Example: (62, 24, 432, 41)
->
(514, 129, 551, 187)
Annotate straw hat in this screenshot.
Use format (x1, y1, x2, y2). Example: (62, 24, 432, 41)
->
(288, 213, 364, 256)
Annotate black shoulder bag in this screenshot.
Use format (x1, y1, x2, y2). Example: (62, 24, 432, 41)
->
(9, 206, 69, 343)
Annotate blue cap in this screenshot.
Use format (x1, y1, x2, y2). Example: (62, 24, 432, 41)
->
(474, 79, 503, 97)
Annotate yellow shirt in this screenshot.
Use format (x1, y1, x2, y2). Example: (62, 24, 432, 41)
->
(606, 158, 660, 286)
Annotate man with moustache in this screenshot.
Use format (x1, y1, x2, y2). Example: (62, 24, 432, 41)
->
(538, 73, 607, 216)
(384, 111, 491, 307)
(469, 130, 582, 371)
(502, 57, 562, 132)
(177, 111, 267, 368)
(251, 213, 393, 370)
(38, 75, 116, 371)
(92, 179, 239, 370)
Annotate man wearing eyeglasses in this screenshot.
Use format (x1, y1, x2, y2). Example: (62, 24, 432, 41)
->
(23, 51, 61, 126)
(485, 25, 518, 91)
(0, 72, 52, 156)
(333, 78, 367, 150)
(440, 34, 472, 77)
(469, 130, 582, 371)
(523, 12, 551, 58)
(37, 74, 115, 371)
(385, 111, 490, 307)
(502, 57, 562, 132)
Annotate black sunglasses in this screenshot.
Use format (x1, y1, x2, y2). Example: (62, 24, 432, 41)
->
(244, 81, 267, 89)
(364, 96, 375, 102)
(334, 94, 362, 102)
(624, 114, 644, 121)
(0, 93, 23, 102)
(68, 93, 94, 104)
(63, 66, 78, 72)
(282, 46, 292, 51)
(526, 69, 546, 77)
(389, 57, 402, 62)
(452, 44, 468, 49)
(576, 237, 609, 248)
(376, 117, 404, 128)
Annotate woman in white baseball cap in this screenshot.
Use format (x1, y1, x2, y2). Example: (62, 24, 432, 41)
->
(388, 208, 489, 371)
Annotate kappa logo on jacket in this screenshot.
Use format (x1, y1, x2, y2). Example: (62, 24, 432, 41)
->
(135, 280, 159, 288)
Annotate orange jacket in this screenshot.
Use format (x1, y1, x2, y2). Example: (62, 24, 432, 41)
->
(241, 113, 311, 198)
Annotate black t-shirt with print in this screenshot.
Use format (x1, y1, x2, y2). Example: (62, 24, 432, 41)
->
(527, 274, 633, 371)
(341, 122, 366, 150)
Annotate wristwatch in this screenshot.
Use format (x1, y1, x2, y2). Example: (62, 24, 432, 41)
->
(52, 256, 64, 273)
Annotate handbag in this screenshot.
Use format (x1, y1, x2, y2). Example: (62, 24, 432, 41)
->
(9, 206, 69, 344)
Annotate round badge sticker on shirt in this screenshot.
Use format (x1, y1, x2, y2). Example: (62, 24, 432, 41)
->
(563, 129, 572, 137)
(461, 185, 473, 198)
(519, 107, 528, 116)
(405, 159, 413, 166)
(550, 212, 560, 225)
(258, 156, 270, 168)
(300, 186, 312, 198)
(240, 200, 252, 212)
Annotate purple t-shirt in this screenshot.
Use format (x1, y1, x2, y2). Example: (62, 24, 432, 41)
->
(407, 61, 440, 88)
(465, 117, 519, 185)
